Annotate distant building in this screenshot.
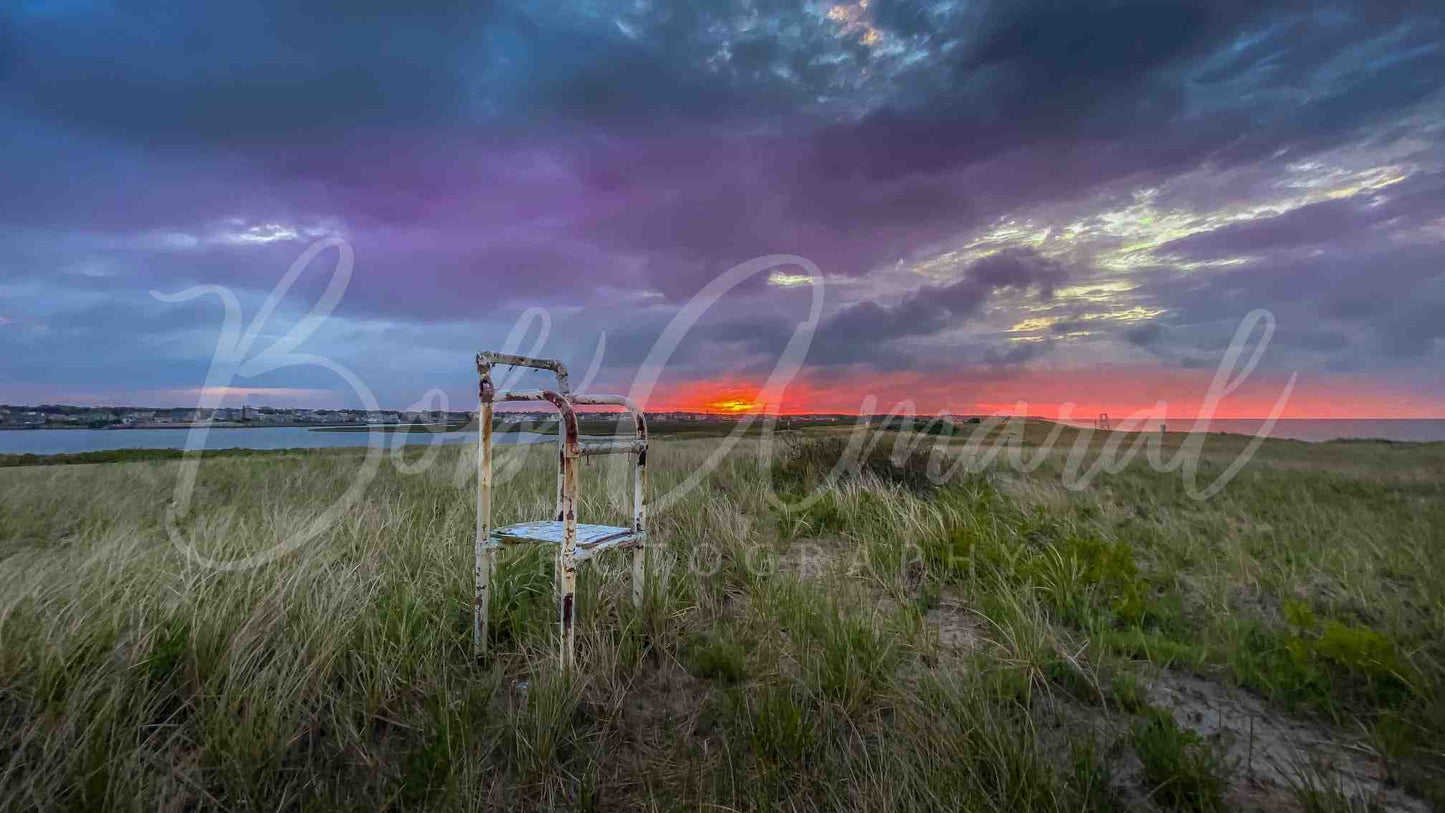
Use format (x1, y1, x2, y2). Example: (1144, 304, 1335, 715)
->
(12, 411, 45, 427)
(122, 410, 156, 425)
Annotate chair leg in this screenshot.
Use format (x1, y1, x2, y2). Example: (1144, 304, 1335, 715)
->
(558, 549, 576, 668)
(475, 546, 495, 657)
(631, 544, 645, 610)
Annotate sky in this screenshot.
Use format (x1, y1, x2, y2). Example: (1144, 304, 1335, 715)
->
(2, 0, 1443, 418)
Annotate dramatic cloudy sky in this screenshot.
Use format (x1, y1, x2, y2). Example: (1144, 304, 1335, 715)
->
(3, 0, 1443, 417)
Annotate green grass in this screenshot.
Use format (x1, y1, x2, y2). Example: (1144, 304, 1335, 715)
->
(1, 425, 1443, 809)
(0, 417, 832, 469)
(0, 445, 339, 468)
(1132, 709, 1232, 811)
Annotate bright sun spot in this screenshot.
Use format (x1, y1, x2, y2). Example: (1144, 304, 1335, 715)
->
(707, 398, 761, 413)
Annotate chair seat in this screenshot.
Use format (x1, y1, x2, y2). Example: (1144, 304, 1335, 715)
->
(488, 521, 642, 561)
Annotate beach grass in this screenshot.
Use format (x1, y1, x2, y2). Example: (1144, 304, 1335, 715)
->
(1, 424, 1442, 810)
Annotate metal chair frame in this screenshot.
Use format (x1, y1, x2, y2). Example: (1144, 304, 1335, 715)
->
(474, 352, 648, 666)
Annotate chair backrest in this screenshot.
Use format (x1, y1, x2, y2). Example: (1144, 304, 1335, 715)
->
(474, 349, 650, 665)
(475, 351, 648, 527)
(476, 352, 570, 394)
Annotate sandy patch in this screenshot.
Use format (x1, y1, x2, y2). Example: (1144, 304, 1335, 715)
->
(924, 592, 987, 652)
(1146, 669, 1426, 812)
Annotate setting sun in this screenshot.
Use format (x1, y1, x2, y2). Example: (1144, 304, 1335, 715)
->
(706, 398, 760, 413)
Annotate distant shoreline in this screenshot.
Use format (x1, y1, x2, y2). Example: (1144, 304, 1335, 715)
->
(311, 423, 473, 433)
(0, 422, 438, 432)
(3, 418, 1444, 445)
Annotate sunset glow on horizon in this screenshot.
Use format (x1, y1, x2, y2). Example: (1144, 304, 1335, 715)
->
(645, 368, 1445, 420)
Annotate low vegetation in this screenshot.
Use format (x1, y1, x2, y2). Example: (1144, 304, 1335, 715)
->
(1, 423, 1441, 810)
(0, 446, 306, 468)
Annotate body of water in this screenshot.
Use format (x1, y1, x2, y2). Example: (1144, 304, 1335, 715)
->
(3, 420, 1444, 456)
(0, 427, 548, 455)
(1061, 418, 1445, 443)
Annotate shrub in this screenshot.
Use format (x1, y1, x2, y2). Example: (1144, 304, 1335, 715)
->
(685, 629, 748, 683)
(1132, 709, 1231, 811)
(769, 434, 939, 497)
(748, 684, 817, 765)
(1110, 671, 1149, 714)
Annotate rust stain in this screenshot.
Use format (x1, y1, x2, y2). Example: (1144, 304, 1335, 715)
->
(474, 351, 649, 667)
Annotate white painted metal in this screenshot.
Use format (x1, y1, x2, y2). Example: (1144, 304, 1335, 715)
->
(473, 352, 648, 666)
(492, 521, 637, 547)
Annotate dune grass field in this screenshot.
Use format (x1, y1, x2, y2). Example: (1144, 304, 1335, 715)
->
(1, 422, 1442, 811)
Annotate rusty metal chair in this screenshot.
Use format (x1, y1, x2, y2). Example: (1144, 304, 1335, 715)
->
(473, 352, 648, 666)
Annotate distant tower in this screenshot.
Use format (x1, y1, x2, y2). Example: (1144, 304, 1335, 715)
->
(1097, 413, 1110, 430)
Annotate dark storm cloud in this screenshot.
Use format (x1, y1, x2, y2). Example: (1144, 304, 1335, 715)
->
(1161, 198, 1388, 259)
(981, 340, 1051, 367)
(0, 2, 492, 144)
(802, 1, 1445, 198)
(598, 308, 799, 373)
(812, 247, 1067, 362)
(2, 0, 1444, 403)
(1160, 172, 1445, 260)
(1123, 239, 1445, 369)
(1123, 321, 1165, 348)
(1089, 162, 1445, 374)
(0, 1, 804, 147)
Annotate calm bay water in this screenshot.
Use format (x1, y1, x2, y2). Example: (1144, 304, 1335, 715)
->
(0, 427, 547, 455)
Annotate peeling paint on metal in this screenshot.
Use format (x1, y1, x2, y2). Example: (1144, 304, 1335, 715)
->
(474, 351, 649, 667)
